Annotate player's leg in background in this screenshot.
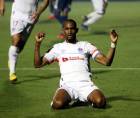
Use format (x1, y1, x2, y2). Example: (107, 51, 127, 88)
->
(54, 0, 69, 25)
(8, 19, 34, 83)
(54, 0, 71, 39)
(81, 0, 108, 31)
(56, 5, 71, 39)
(48, 0, 56, 20)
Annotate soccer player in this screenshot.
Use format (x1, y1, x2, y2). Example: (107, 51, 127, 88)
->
(0, 0, 5, 16)
(47, 0, 56, 20)
(81, 0, 108, 31)
(34, 19, 118, 109)
(53, 0, 72, 39)
(8, 0, 49, 83)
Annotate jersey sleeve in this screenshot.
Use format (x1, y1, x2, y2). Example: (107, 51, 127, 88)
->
(85, 42, 101, 60)
(43, 45, 59, 63)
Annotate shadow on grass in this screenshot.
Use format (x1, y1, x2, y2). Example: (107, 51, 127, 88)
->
(69, 100, 111, 110)
(91, 69, 111, 74)
(91, 69, 112, 79)
(107, 95, 140, 102)
(105, 95, 140, 109)
(49, 95, 140, 110)
(15, 68, 115, 84)
(17, 69, 112, 84)
(16, 73, 60, 84)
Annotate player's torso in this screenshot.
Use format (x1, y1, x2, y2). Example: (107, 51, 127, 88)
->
(56, 42, 90, 75)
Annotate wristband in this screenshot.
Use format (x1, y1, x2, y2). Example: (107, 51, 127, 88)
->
(111, 42, 116, 48)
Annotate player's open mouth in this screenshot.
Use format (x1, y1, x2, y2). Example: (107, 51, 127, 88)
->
(68, 35, 72, 38)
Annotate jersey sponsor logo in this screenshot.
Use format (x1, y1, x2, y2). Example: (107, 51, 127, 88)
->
(62, 56, 84, 62)
(62, 57, 69, 62)
(78, 48, 83, 53)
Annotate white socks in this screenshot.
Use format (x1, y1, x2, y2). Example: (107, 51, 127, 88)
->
(83, 12, 103, 26)
(8, 46, 19, 75)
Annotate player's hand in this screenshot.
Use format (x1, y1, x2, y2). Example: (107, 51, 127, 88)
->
(110, 29, 118, 44)
(35, 32, 45, 43)
(0, 5, 5, 16)
(0, 0, 5, 16)
(0, 9, 5, 16)
(31, 12, 40, 23)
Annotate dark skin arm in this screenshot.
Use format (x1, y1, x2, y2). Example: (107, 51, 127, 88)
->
(31, 0, 49, 23)
(34, 32, 49, 68)
(95, 30, 118, 66)
(0, 0, 5, 16)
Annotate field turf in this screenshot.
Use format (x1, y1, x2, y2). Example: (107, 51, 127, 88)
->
(0, 1, 140, 118)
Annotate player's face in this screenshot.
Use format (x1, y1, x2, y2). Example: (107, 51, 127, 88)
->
(63, 21, 78, 43)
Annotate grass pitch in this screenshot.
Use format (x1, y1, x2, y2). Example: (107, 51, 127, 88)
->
(0, 1, 140, 118)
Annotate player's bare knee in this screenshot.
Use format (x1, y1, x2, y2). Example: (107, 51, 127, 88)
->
(88, 90, 106, 108)
(51, 100, 64, 109)
(93, 97, 106, 108)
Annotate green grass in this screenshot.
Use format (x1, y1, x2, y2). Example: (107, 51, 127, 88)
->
(0, 1, 140, 118)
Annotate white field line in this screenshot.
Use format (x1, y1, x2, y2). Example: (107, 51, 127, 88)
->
(0, 67, 140, 71)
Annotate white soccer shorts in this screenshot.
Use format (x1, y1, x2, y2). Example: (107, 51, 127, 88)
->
(59, 77, 99, 102)
(10, 18, 34, 36)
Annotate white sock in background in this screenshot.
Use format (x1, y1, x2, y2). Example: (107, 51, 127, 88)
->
(8, 45, 19, 75)
(83, 12, 103, 26)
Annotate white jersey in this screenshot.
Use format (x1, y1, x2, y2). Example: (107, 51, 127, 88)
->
(11, 0, 39, 23)
(44, 41, 100, 82)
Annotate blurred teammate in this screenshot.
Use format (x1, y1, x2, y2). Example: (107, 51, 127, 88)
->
(81, 0, 108, 31)
(53, 0, 72, 39)
(0, 0, 5, 16)
(8, 0, 49, 83)
(34, 19, 118, 109)
(47, 0, 56, 20)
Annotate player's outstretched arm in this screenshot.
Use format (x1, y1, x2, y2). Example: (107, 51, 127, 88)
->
(34, 32, 48, 68)
(31, 0, 49, 23)
(95, 30, 118, 66)
(0, 0, 5, 16)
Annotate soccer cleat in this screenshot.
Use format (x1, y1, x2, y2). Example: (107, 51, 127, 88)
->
(82, 16, 88, 22)
(81, 16, 89, 31)
(9, 73, 17, 83)
(48, 15, 56, 20)
(57, 33, 65, 39)
(81, 24, 88, 31)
